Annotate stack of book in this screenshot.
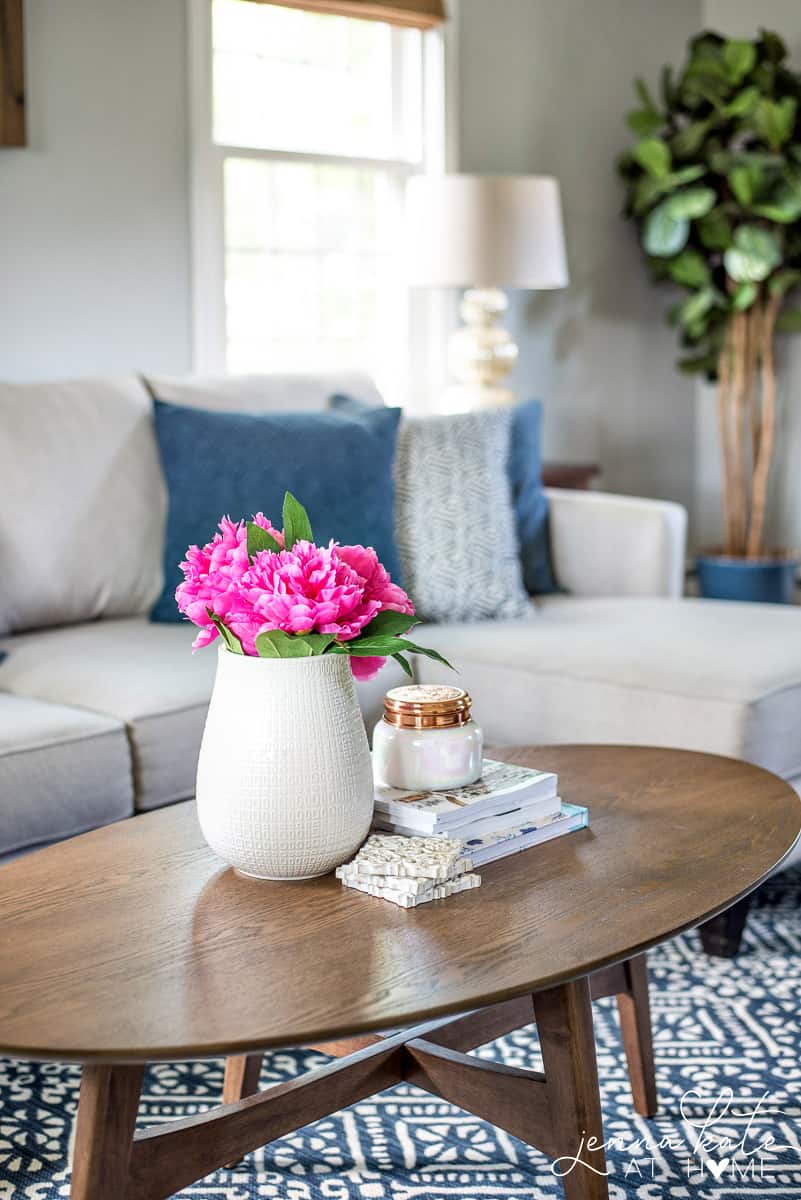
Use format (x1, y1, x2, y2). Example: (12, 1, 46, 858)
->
(372, 758, 588, 866)
(336, 833, 482, 908)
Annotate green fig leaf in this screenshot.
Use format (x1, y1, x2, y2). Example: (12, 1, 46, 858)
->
(722, 39, 756, 84)
(668, 249, 710, 288)
(732, 282, 758, 310)
(633, 136, 671, 177)
(724, 225, 781, 282)
(643, 202, 690, 257)
(664, 186, 716, 219)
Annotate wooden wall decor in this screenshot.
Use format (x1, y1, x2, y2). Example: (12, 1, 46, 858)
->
(0, 0, 26, 147)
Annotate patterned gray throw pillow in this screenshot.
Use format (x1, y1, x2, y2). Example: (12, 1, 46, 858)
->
(394, 409, 531, 623)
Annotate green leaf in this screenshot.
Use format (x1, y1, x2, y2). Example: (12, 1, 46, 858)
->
(299, 634, 337, 654)
(336, 635, 455, 673)
(732, 281, 758, 310)
(753, 96, 797, 149)
(723, 84, 760, 118)
(358, 610, 418, 640)
(728, 165, 758, 206)
(255, 629, 315, 658)
(634, 77, 659, 114)
(678, 353, 718, 374)
(400, 641, 456, 672)
(247, 522, 282, 561)
(206, 609, 244, 655)
(336, 636, 413, 656)
(626, 109, 663, 137)
(759, 29, 787, 65)
(282, 492, 313, 549)
(643, 202, 690, 257)
(776, 306, 801, 332)
(671, 118, 714, 159)
(769, 269, 801, 297)
(664, 186, 716, 219)
(751, 173, 801, 223)
(660, 64, 675, 109)
(724, 224, 781, 282)
(668, 249, 710, 288)
(393, 652, 414, 679)
(697, 207, 733, 250)
(633, 136, 671, 177)
(722, 39, 756, 84)
(677, 287, 716, 328)
(631, 165, 706, 216)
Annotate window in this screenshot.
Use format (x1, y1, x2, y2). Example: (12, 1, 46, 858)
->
(189, 0, 447, 404)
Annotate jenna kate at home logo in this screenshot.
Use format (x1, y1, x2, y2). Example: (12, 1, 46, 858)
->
(551, 1087, 801, 1186)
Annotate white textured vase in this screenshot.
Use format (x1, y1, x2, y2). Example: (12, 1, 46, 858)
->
(196, 647, 374, 879)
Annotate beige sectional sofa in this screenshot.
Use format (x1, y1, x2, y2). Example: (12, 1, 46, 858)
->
(2, 371, 800, 888)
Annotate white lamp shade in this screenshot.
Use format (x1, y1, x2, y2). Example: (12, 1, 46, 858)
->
(406, 173, 569, 290)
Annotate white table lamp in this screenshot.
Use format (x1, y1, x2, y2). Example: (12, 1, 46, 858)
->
(406, 174, 569, 409)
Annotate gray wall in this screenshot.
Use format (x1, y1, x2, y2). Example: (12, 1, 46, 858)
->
(696, 0, 801, 552)
(0, 0, 191, 381)
(456, 0, 702, 513)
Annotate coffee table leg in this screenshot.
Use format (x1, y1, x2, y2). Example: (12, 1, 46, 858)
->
(615, 955, 657, 1118)
(70, 1063, 144, 1200)
(534, 979, 608, 1200)
(223, 1053, 263, 1104)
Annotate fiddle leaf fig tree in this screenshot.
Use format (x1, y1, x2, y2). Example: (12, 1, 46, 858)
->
(619, 29, 801, 558)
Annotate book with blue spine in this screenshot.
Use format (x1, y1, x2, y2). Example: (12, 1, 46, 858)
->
(460, 802, 589, 867)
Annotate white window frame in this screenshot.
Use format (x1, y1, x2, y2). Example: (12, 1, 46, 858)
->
(187, 0, 456, 403)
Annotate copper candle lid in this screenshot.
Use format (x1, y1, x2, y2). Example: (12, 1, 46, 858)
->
(383, 685, 473, 730)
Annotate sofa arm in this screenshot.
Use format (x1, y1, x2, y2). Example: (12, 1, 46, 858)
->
(545, 488, 688, 598)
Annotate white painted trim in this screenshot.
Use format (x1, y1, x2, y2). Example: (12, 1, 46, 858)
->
(186, 0, 450, 387)
(443, 0, 460, 172)
(187, 0, 226, 373)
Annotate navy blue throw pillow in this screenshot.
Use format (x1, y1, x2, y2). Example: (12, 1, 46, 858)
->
(508, 399, 558, 595)
(331, 394, 557, 596)
(150, 398, 403, 623)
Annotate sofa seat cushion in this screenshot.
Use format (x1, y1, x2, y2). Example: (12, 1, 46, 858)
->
(0, 618, 406, 812)
(415, 596, 801, 781)
(0, 694, 133, 857)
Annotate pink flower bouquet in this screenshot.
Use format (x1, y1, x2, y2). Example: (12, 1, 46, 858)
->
(176, 492, 451, 681)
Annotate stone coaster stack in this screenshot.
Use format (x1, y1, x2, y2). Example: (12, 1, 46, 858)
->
(336, 833, 482, 908)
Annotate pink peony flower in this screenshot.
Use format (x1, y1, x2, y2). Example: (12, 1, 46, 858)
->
(337, 543, 414, 621)
(349, 655, 389, 682)
(240, 540, 382, 645)
(175, 514, 284, 651)
(175, 505, 416, 683)
(336, 544, 415, 679)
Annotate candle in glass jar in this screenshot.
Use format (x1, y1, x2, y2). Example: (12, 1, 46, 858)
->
(372, 685, 483, 791)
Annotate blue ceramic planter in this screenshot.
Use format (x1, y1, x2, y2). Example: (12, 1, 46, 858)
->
(696, 555, 799, 604)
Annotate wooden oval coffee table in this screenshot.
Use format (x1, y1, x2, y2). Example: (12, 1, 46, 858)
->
(1, 746, 798, 1200)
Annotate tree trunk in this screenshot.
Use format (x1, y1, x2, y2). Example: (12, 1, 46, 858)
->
(747, 296, 780, 559)
(717, 324, 735, 555)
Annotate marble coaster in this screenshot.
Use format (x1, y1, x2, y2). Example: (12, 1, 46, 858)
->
(336, 833, 472, 883)
(341, 872, 482, 908)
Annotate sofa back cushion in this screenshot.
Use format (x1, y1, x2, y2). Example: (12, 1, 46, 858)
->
(0, 376, 166, 635)
(149, 395, 403, 623)
(145, 370, 383, 414)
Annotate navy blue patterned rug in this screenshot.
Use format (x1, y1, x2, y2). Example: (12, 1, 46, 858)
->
(2, 870, 801, 1199)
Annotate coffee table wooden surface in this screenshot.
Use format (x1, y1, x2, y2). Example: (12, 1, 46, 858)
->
(1, 745, 798, 1200)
